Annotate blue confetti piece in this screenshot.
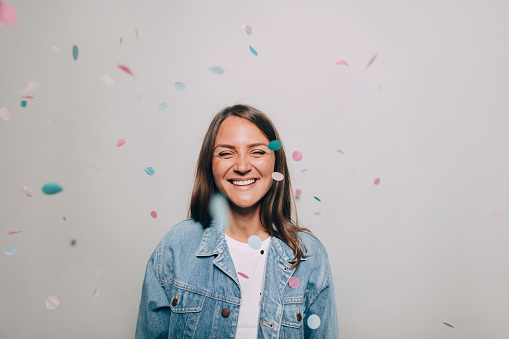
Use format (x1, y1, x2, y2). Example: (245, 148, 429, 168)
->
(378, 84, 382, 92)
(72, 45, 79, 61)
(4, 245, 17, 256)
(208, 66, 225, 74)
(248, 235, 262, 249)
(209, 193, 229, 226)
(300, 169, 308, 173)
(336, 149, 344, 154)
(144, 167, 155, 176)
(159, 103, 167, 111)
(136, 93, 142, 101)
(307, 314, 321, 329)
(249, 45, 258, 56)
(42, 183, 63, 195)
(268, 140, 281, 151)
(174, 82, 186, 92)
(314, 196, 321, 202)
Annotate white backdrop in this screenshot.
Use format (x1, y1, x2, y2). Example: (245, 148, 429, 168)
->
(1, 0, 508, 338)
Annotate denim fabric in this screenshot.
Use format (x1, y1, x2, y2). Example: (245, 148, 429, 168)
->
(135, 219, 339, 339)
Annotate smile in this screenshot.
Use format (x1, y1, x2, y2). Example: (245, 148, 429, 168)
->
(230, 179, 257, 186)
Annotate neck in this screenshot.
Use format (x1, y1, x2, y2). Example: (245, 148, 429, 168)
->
(225, 203, 270, 243)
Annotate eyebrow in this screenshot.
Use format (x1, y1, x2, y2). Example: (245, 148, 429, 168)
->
(213, 143, 268, 151)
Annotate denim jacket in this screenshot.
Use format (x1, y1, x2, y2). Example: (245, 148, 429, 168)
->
(136, 219, 339, 338)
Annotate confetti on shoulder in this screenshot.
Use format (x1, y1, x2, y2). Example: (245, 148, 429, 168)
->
(118, 65, 134, 76)
(336, 60, 348, 66)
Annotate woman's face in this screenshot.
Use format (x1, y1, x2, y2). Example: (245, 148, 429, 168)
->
(212, 116, 276, 211)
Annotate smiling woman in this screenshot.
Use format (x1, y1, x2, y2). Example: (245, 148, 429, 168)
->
(136, 104, 339, 339)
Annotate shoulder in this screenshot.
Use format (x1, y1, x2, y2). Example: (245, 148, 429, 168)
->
(297, 230, 329, 260)
(158, 219, 205, 258)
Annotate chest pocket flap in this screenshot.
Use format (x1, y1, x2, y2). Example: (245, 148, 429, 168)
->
(281, 297, 304, 328)
(169, 288, 206, 313)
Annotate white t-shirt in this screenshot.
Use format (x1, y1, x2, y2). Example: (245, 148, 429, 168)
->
(225, 234, 271, 339)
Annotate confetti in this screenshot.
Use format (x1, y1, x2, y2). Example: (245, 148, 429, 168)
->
(174, 82, 186, 92)
(238, 272, 249, 279)
(92, 288, 101, 298)
(272, 172, 284, 181)
(313, 196, 321, 202)
(144, 167, 155, 176)
(292, 151, 303, 161)
(0, 1, 18, 26)
(136, 93, 142, 101)
(208, 66, 225, 74)
(159, 103, 167, 111)
(490, 209, 504, 219)
(50, 45, 61, 54)
(45, 296, 60, 310)
(336, 149, 344, 154)
(118, 65, 134, 76)
(62, 217, 66, 221)
(295, 189, 302, 196)
(116, 139, 126, 147)
(300, 169, 308, 173)
(314, 211, 322, 215)
(209, 193, 229, 226)
(374, 178, 380, 185)
(288, 276, 300, 288)
(21, 100, 27, 107)
(22, 95, 34, 99)
(8, 230, 22, 235)
(378, 84, 382, 92)
(94, 270, 103, 276)
(248, 235, 262, 249)
(100, 75, 115, 86)
(72, 45, 78, 61)
(367, 54, 377, 69)
(119, 37, 123, 44)
(244, 24, 252, 35)
(22, 185, 32, 197)
(42, 183, 63, 195)
(18, 81, 40, 94)
(443, 322, 454, 328)
(4, 245, 17, 255)
(150, 211, 157, 218)
(249, 45, 258, 56)
(135, 28, 139, 42)
(336, 60, 348, 66)
(307, 314, 321, 329)
(268, 140, 281, 151)
(0, 107, 12, 122)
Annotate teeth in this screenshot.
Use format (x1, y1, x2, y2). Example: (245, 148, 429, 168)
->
(232, 179, 256, 186)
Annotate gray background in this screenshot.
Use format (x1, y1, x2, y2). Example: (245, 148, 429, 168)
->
(1, 0, 508, 338)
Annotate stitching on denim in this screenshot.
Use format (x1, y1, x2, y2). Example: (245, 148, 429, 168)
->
(172, 280, 241, 305)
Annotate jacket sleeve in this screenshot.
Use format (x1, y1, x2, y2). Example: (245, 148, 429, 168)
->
(135, 241, 173, 339)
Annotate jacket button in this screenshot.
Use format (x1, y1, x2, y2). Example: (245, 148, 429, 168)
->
(221, 308, 230, 318)
(171, 298, 178, 306)
(297, 313, 302, 321)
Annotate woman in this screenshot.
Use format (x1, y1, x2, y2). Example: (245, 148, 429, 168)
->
(136, 104, 339, 338)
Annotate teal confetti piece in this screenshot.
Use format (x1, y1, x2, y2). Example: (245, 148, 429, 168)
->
(209, 192, 229, 226)
(208, 66, 225, 74)
(4, 245, 17, 256)
(21, 100, 27, 107)
(159, 103, 167, 111)
(144, 167, 155, 176)
(42, 183, 63, 195)
(336, 149, 344, 154)
(72, 45, 78, 61)
(268, 140, 281, 151)
(174, 82, 186, 92)
(249, 45, 258, 56)
(300, 169, 308, 173)
(378, 84, 382, 92)
(313, 196, 321, 202)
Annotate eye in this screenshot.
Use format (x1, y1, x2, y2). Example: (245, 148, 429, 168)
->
(250, 150, 267, 158)
(217, 151, 235, 159)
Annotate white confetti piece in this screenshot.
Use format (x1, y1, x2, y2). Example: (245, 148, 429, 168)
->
(18, 81, 40, 95)
(46, 296, 60, 310)
(50, 45, 61, 54)
(22, 185, 32, 197)
(0, 107, 13, 122)
(92, 288, 101, 297)
(100, 75, 115, 86)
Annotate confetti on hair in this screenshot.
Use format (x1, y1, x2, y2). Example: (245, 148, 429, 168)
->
(42, 183, 63, 195)
(292, 151, 303, 161)
(248, 235, 262, 249)
(367, 54, 377, 69)
(374, 178, 380, 185)
(92, 288, 101, 298)
(268, 140, 281, 151)
(313, 196, 321, 202)
(50, 45, 61, 54)
(72, 45, 79, 61)
(249, 45, 258, 56)
(238, 272, 249, 279)
(8, 230, 22, 235)
(336, 60, 348, 66)
(174, 82, 186, 92)
(4, 245, 17, 255)
(0, 1, 18, 26)
(22, 185, 33, 197)
(116, 139, 126, 147)
(150, 211, 157, 218)
(307, 314, 321, 329)
(46, 296, 60, 310)
(244, 24, 252, 35)
(100, 75, 115, 86)
(336, 149, 344, 154)
(144, 167, 155, 176)
(272, 172, 284, 181)
(208, 66, 225, 74)
(443, 322, 454, 328)
(295, 189, 302, 196)
(159, 103, 167, 111)
(288, 276, 300, 288)
(118, 65, 134, 76)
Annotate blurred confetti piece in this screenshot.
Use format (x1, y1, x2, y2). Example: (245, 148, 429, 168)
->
(118, 64, 134, 76)
(295, 189, 302, 196)
(22, 185, 33, 197)
(268, 140, 281, 151)
(336, 60, 348, 66)
(116, 139, 126, 147)
(272, 172, 284, 181)
(337, 149, 344, 154)
(249, 45, 258, 56)
(46, 296, 60, 310)
(378, 84, 382, 92)
(174, 82, 186, 92)
(288, 276, 300, 288)
(22, 95, 34, 99)
(244, 24, 252, 35)
(42, 182, 63, 195)
(0, 107, 13, 122)
(443, 322, 454, 328)
(349, 168, 356, 175)
(367, 54, 377, 69)
(144, 167, 155, 176)
(300, 169, 308, 173)
(18, 81, 39, 94)
(490, 209, 504, 219)
(292, 151, 303, 161)
(313, 196, 321, 202)
(248, 235, 262, 249)
(8, 230, 22, 235)
(100, 75, 115, 86)
(72, 45, 78, 61)
(135, 28, 139, 42)
(136, 93, 142, 101)
(4, 245, 17, 255)
(307, 314, 321, 329)
(62, 217, 66, 221)
(119, 37, 123, 44)
(159, 103, 167, 111)
(20, 100, 27, 107)
(374, 178, 380, 185)
(150, 211, 157, 218)
(314, 211, 322, 215)
(0, 1, 18, 26)
(208, 66, 225, 74)
(209, 192, 229, 226)
(94, 270, 103, 276)
(50, 45, 61, 54)
(238, 272, 249, 279)
(92, 288, 101, 298)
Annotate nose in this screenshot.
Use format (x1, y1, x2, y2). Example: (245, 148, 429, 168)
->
(233, 152, 252, 173)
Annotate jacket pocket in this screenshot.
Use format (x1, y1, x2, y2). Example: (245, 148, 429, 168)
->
(280, 297, 305, 338)
(168, 287, 206, 338)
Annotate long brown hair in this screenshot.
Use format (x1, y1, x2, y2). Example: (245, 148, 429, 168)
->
(189, 104, 309, 268)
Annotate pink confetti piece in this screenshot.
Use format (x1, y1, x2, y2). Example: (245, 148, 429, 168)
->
(238, 272, 249, 279)
(443, 322, 454, 328)
(17, 81, 40, 95)
(150, 211, 157, 218)
(272, 172, 284, 181)
(349, 168, 356, 175)
(22, 184, 32, 197)
(118, 64, 134, 76)
(374, 178, 380, 185)
(0, 107, 12, 122)
(100, 75, 115, 86)
(0, 1, 18, 26)
(135, 28, 139, 42)
(120, 37, 123, 44)
(62, 217, 66, 221)
(490, 209, 504, 219)
(49, 45, 61, 54)
(92, 288, 101, 297)
(244, 24, 252, 35)
(292, 151, 303, 161)
(45, 296, 60, 310)
(22, 95, 34, 99)
(295, 189, 302, 196)
(66, 235, 74, 242)
(314, 211, 322, 215)
(367, 54, 377, 69)
(94, 270, 104, 276)
(8, 230, 22, 235)
(288, 276, 300, 288)
(116, 139, 126, 147)
(336, 60, 349, 66)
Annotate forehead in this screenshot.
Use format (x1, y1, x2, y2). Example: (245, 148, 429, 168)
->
(214, 116, 269, 146)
